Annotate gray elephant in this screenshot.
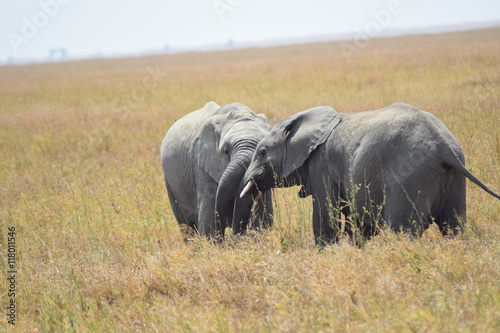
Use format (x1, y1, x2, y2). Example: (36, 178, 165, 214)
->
(161, 101, 273, 239)
(240, 103, 500, 247)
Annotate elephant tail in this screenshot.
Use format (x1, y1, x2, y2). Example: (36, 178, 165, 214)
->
(445, 150, 500, 200)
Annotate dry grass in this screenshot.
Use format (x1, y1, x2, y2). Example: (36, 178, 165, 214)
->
(0, 28, 499, 332)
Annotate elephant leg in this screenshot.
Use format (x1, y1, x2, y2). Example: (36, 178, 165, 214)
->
(196, 174, 219, 238)
(310, 174, 344, 247)
(250, 190, 274, 230)
(383, 194, 431, 237)
(436, 176, 466, 236)
(312, 193, 338, 248)
(165, 181, 197, 240)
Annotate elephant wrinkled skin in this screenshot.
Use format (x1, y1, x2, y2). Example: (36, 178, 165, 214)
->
(161, 102, 273, 239)
(241, 103, 500, 247)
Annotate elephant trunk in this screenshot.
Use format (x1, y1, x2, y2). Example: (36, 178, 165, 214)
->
(215, 148, 254, 235)
(232, 177, 260, 234)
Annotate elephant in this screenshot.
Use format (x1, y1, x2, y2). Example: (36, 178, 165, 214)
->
(161, 101, 273, 239)
(240, 103, 500, 247)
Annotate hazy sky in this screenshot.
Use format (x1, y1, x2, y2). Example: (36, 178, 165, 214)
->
(1, 0, 499, 62)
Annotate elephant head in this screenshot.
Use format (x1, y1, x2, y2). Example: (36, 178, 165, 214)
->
(195, 103, 272, 235)
(240, 106, 342, 197)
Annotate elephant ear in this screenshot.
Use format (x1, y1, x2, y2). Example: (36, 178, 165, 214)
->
(256, 113, 271, 127)
(279, 106, 342, 177)
(196, 114, 228, 181)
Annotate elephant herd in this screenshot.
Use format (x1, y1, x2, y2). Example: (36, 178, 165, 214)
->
(161, 102, 500, 247)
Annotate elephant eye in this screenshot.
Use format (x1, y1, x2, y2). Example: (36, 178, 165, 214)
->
(224, 149, 229, 155)
(260, 148, 267, 157)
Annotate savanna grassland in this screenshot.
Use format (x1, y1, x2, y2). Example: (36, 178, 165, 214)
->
(0, 28, 499, 332)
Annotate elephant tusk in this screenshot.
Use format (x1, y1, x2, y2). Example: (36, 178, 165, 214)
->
(240, 181, 254, 198)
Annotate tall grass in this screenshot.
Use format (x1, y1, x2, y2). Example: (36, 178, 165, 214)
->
(0, 28, 499, 332)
